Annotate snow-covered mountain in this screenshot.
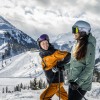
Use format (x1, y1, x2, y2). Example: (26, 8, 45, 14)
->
(0, 16, 38, 50)
(52, 31, 100, 58)
(52, 32, 74, 52)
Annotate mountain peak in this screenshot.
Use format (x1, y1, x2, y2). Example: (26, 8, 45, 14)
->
(0, 16, 38, 49)
(0, 16, 16, 30)
(0, 16, 5, 23)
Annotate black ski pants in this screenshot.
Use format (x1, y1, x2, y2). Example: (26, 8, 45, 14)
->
(68, 87, 87, 100)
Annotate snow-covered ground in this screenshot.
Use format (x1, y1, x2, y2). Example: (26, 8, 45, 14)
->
(0, 51, 100, 100)
(0, 81, 100, 100)
(0, 51, 46, 99)
(0, 51, 43, 77)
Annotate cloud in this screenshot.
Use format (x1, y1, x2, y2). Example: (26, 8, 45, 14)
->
(0, 0, 100, 40)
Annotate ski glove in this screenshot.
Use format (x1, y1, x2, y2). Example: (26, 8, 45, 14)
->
(56, 61, 65, 71)
(70, 82, 79, 90)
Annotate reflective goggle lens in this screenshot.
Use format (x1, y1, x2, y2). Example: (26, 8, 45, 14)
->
(72, 27, 79, 34)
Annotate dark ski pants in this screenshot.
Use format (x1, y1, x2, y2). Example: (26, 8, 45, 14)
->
(68, 87, 87, 100)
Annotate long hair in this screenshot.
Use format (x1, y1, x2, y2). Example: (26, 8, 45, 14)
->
(73, 32, 89, 60)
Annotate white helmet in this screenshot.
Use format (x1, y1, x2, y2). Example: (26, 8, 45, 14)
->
(72, 20, 91, 35)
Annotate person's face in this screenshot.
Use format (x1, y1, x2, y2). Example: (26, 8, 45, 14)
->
(40, 40, 49, 50)
(73, 32, 80, 40)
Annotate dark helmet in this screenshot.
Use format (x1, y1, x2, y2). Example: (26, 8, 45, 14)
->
(37, 34, 49, 46)
(72, 20, 91, 35)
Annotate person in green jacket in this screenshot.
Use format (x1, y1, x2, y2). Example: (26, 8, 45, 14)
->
(64, 20, 96, 100)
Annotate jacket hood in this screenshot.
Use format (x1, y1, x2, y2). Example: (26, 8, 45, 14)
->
(88, 33, 96, 48)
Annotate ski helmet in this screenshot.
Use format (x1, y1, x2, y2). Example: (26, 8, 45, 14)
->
(37, 34, 49, 46)
(72, 20, 91, 35)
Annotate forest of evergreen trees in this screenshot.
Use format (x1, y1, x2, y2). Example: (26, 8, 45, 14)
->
(2, 78, 47, 93)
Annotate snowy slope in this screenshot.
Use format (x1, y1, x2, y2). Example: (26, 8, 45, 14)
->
(0, 51, 43, 77)
(0, 82, 100, 100)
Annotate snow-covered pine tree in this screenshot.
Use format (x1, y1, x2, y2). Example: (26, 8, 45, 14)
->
(43, 81, 46, 88)
(39, 79, 43, 89)
(20, 83, 23, 89)
(31, 78, 39, 90)
(6, 86, 8, 93)
(30, 80, 32, 89)
(15, 84, 21, 91)
(2, 88, 4, 93)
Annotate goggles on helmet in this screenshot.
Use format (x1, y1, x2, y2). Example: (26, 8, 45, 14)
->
(72, 26, 79, 34)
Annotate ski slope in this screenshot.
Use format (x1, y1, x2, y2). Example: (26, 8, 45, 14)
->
(0, 51, 43, 77)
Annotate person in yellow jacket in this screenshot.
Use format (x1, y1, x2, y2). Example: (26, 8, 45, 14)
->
(37, 34, 71, 100)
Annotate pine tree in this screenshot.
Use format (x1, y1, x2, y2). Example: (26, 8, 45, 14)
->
(39, 79, 43, 89)
(20, 83, 23, 89)
(32, 78, 39, 90)
(23, 85, 26, 90)
(16, 86, 18, 91)
(43, 81, 46, 88)
(14, 84, 21, 92)
(30, 80, 32, 89)
(28, 86, 30, 90)
(2, 88, 4, 93)
(6, 86, 8, 93)
(18, 84, 21, 91)
(18, 85, 19, 91)
(33, 78, 37, 89)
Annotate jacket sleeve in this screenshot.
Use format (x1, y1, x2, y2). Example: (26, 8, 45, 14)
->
(41, 50, 70, 70)
(64, 62, 70, 69)
(61, 53, 71, 64)
(75, 43, 96, 86)
(58, 53, 71, 69)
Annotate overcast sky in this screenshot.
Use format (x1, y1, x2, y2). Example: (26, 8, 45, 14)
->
(0, 0, 100, 40)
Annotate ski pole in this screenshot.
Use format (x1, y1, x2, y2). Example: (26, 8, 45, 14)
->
(58, 69, 60, 100)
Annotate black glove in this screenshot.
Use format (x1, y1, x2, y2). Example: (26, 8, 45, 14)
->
(56, 61, 65, 71)
(56, 52, 71, 70)
(69, 82, 79, 90)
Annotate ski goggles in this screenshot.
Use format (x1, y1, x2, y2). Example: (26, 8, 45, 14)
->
(72, 26, 79, 34)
